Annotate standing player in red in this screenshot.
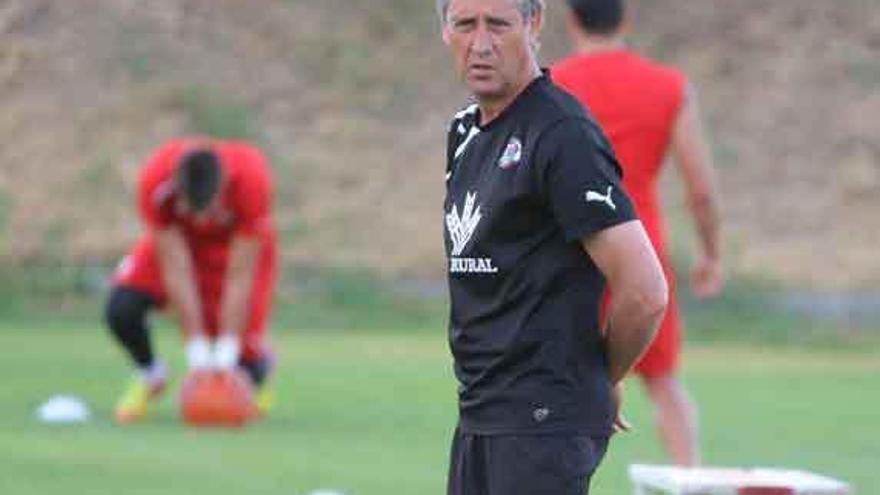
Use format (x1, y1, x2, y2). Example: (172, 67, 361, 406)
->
(553, 0, 724, 465)
(105, 138, 278, 423)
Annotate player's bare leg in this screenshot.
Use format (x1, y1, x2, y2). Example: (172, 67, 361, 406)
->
(642, 372, 700, 466)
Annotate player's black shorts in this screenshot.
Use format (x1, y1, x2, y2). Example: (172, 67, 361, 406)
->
(447, 427, 609, 495)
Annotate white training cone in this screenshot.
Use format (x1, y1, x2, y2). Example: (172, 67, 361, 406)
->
(36, 395, 91, 424)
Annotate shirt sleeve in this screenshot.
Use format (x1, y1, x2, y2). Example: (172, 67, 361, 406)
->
(230, 147, 274, 238)
(534, 118, 638, 242)
(137, 144, 178, 229)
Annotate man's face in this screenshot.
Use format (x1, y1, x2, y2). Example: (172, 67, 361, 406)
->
(442, 0, 541, 101)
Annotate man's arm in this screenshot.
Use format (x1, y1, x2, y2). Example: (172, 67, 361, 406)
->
(218, 144, 272, 349)
(219, 236, 261, 339)
(154, 227, 205, 337)
(583, 220, 668, 385)
(672, 84, 724, 299)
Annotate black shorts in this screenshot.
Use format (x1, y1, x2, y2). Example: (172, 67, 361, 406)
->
(447, 427, 609, 495)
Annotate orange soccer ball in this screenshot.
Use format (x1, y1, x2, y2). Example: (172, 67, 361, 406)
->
(179, 369, 256, 428)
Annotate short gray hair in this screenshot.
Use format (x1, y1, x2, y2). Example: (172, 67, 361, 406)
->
(436, 0, 546, 24)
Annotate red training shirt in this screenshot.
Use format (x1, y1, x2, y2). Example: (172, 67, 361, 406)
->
(552, 50, 686, 260)
(137, 138, 275, 268)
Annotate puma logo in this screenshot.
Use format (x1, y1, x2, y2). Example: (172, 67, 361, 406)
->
(585, 186, 617, 211)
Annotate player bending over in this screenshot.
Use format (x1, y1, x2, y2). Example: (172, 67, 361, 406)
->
(105, 138, 278, 423)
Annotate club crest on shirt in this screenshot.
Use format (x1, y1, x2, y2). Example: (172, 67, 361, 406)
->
(497, 137, 522, 169)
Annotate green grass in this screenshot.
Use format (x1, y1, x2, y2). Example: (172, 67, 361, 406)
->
(0, 319, 878, 494)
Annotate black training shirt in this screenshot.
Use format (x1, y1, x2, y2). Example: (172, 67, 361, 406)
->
(443, 73, 637, 435)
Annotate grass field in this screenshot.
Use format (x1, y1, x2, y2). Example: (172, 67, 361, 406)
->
(1, 316, 878, 494)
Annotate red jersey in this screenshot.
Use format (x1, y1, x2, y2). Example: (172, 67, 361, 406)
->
(552, 50, 688, 378)
(552, 50, 686, 259)
(138, 138, 275, 258)
(117, 138, 278, 355)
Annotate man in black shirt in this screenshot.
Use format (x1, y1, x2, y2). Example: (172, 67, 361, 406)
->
(437, 0, 669, 493)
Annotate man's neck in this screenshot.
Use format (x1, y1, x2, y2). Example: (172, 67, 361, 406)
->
(479, 66, 541, 126)
(572, 33, 626, 55)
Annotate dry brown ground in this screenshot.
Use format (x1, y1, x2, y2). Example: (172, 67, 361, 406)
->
(0, 0, 877, 289)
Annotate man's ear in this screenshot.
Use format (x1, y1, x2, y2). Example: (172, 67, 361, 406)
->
(442, 24, 451, 45)
(529, 8, 545, 41)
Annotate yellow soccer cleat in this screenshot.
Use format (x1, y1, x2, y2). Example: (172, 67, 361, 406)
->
(253, 384, 275, 417)
(113, 375, 166, 424)
(239, 353, 276, 418)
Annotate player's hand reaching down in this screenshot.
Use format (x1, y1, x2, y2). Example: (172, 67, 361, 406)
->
(691, 255, 724, 300)
(186, 334, 241, 370)
(214, 334, 241, 370)
(186, 335, 212, 370)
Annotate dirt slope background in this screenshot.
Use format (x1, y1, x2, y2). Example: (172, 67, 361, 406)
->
(0, 0, 878, 289)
